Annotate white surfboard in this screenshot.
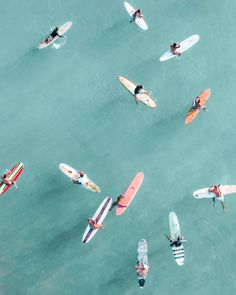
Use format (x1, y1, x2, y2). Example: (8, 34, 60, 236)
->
(169, 212, 184, 266)
(136, 239, 148, 289)
(124, 2, 148, 30)
(59, 163, 100, 193)
(193, 185, 236, 199)
(159, 35, 200, 62)
(82, 197, 112, 244)
(118, 76, 156, 108)
(38, 21, 73, 49)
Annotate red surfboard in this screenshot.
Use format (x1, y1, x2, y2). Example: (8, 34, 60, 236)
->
(0, 163, 24, 196)
(116, 172, 144, 216)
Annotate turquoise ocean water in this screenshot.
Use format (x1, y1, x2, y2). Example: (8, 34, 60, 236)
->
(1, 0, 236, 294)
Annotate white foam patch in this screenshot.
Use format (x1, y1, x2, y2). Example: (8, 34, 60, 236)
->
(52, 36, 67, 50)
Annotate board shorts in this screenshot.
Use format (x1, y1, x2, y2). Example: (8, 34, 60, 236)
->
(216, 195, 224, 202)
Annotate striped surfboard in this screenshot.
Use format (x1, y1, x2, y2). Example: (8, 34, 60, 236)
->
(169, 211, 185, 266)
(0, 163, 24, 196)
(82, 197, 112, 244)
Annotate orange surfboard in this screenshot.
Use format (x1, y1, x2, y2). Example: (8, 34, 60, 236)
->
(116, 172, 144, 216)
(185, 89, 211, 124)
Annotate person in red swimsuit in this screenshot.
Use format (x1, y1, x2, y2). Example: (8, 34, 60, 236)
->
(208, 184, 225, 211)
(135, 262, 149, 276)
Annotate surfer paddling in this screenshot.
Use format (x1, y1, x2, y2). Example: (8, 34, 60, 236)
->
(208, 184, 225, 211)
(192, 96, 208, 112)
(170, 42, 181, 57)
(166, 235, 187, 247)
(130, 9, 143, 23)
(1, 174, 17, 188)
(88, 218, 104, 229)
(44, 27, 64, 44)
(109, 194, 124, 211)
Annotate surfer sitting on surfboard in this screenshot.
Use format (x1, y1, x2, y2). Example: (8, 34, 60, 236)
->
(192, 96, 207, 112)
(88, 218, 104, 230)
(109, 194, 124, 211)
(135, 262, 149, 276)
(170, 43, 181, 57)
(130, 9, 143, 23)
(208, 184, 225, 211)
(45, 27, 64, 44)
(1, 174, 17, 188)
(72, 171, 86, 185)
(134, 85, 147, 104)
(166, 235, 187, 247)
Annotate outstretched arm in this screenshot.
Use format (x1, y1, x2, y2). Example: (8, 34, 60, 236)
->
(165, 234, 171, 241)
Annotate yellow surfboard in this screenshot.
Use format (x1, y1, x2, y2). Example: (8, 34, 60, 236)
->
(118, 76, 157, 108)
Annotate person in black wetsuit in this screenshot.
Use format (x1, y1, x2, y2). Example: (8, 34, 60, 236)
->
(45, 27, 64, 44)
(166, 235, 187, 247)
(50, 27, 63, 38)
(109, 194, 124, 211)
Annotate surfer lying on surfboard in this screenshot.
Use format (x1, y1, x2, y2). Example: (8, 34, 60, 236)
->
(208, 184, 225, 211)
(166, 235, 187, 247)
(192, 96, 207, 112)
(130, 9, 143, 23)
(1, 174, 17, 188)
(170, 43, 181, 57)
(135, 262, 149, 276)
(44, 27, 64, 44)
(88, 218, 104, 229)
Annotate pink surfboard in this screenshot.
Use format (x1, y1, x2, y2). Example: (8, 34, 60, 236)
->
(116, 172, 144, 216)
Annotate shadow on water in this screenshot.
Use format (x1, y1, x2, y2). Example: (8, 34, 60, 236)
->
(42, 220, 85, 253)
(33, 172, 76, 204)
(78, 20, 134, 59)
(0, 46, 59, 98)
